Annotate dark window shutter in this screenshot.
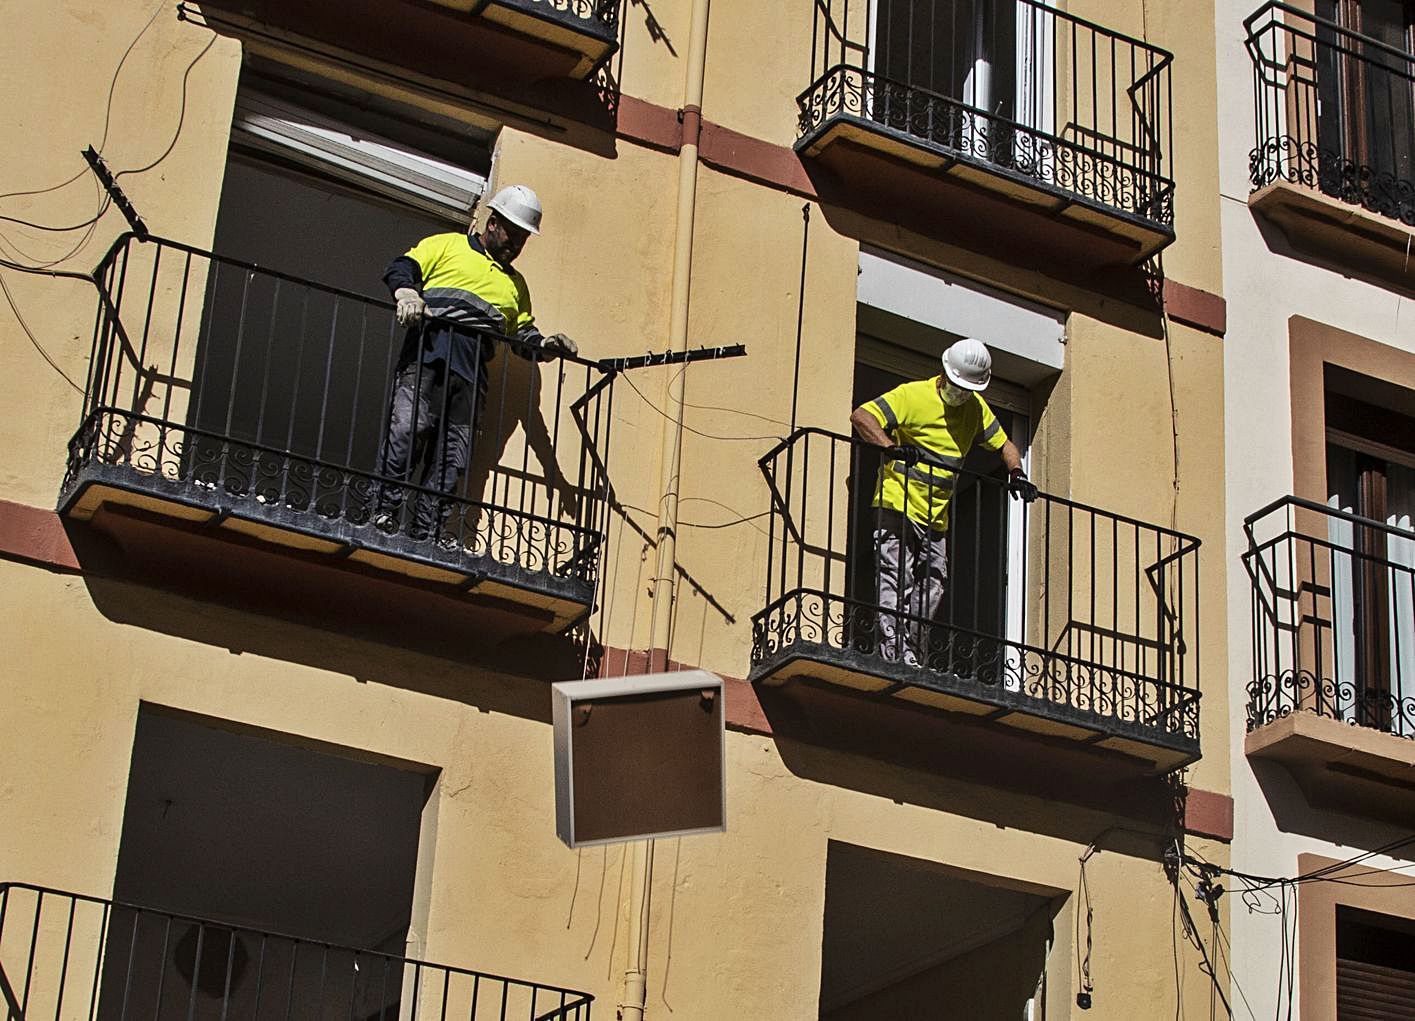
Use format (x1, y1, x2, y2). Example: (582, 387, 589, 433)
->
(1337, 957, 1415, 1020)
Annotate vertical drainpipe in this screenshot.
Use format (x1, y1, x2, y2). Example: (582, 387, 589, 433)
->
(645, 0, 712, 671)
(622, 3, 711, 1020)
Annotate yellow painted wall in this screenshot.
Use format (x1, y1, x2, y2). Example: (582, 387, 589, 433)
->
(0, 2, 241, 509)
(0, 558, 1228, 1019)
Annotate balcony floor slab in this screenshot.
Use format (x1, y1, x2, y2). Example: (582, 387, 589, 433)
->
(1246, 710, 1415, 825)
(1249, 181, 1415, 294)
(752, 639, 1199, 776)
(799, 115, 1174, 272)
(61, 463, 596, 635)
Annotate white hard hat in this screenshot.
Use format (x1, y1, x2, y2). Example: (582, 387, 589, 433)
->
(942, 338, 992, 391)
(486, 184, 542, 235)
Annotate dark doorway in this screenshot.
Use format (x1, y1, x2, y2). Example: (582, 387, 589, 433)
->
(848, 359, 1024, 660)
(98, 707, 431, 1020)
(818, 842, 1060, 1020)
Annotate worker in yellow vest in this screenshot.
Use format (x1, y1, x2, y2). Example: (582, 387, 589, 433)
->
(850, 338, 1037, 667)
(374, 184, 577, 543)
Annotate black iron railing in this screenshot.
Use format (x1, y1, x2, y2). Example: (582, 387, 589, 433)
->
(0, 883, 592, 1020)
(484, 0, 621, 40)
(60, 233, 616, 608)
(1244, 496, 1415, 738)
(1246, 2, 1415, 224)
(751, 429, 1201, 750)
(800, 0, 1174, 227)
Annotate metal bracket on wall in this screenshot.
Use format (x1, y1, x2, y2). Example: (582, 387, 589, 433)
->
(82, 146, 148, 240)
(596, 343, 746, 373)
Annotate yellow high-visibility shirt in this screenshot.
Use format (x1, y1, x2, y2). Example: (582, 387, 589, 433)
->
(404, 232, 535, 337)
(861, 375, 1008, 531)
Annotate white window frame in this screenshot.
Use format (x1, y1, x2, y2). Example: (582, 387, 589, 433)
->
(857, 248, 1064, 688)
(863, 0, 1057, 136)
(231, 91, 486, 223)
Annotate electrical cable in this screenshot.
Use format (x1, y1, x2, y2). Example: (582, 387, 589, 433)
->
(614, 496, 769, 533)
(1171, 860, 1232, 1019)
(1075, 842, 1097, 1009)
(1172, 875, 1184, 1021)
(620, 372, 783, 443)
(0, 270, 84, 394)
(0, 0, 164, 209)
(115, 34, 218, 181)
(1210, 917, 1258, 1021)
(0, 197, 111, 270)
(1176, 834, 1415, 890)
(0, 3, 213, 259)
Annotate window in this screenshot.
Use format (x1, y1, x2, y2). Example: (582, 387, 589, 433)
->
(849, 339, 1032, 670)
(868, 0, 1056, 157)
(102, 707, 433, 1019)
(818, 842, 1062, 1020)
(1315, 0, 1415, 199)
(186, 76, 494, 505)
(849, 248, 1058, 679)
(1336, 907, 1415, 1019)
(1323, 372, 1415, 734)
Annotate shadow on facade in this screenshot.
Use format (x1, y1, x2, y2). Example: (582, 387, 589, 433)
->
(758, 684, 1180, 856)
(1248, 757, 1415, 862)
(68, 523, 581, 726)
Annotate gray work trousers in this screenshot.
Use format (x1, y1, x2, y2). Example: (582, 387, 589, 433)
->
(874, 512, 949, 667)
(376, 362, 479, 538)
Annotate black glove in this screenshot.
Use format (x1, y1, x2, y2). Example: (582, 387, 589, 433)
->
(1007, 468, 1039, 503)
(887, 445, 922, 465)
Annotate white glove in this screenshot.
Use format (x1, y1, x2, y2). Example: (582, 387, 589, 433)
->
(545, 333, 578, 357)
(394, 287, 426, 327)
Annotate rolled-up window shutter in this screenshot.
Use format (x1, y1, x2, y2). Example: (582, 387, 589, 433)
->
(231, 92, 485, 221)
(1336, 907, 1415, 1021)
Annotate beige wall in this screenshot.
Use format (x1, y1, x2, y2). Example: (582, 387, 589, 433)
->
(0, 2, 241, 509)
(0, 0, 1233, 1017)
(0, 557, 1229, 1019)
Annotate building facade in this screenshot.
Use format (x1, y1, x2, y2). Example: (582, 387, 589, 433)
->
(1, 1, 1236, 1017)
(1220, 1, 1415, 1016)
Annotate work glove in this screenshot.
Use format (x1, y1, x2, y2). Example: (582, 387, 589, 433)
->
(887, 445, 922, 466)
(394, 288, 426, 327)
(544, 333, 579, 358)
(1007, 468, 1039, 503)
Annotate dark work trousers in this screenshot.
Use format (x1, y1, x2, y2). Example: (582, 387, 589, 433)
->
(376, 360, 483, 539)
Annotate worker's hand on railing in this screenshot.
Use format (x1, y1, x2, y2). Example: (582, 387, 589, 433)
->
(394, 288, 426, 327)
(886, 444, 921, 465)
(544, 333, 579, 358)
(1007, 468, 1039, 503)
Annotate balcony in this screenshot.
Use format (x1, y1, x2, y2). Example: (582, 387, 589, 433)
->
(1245, 2, 1415, 289)
(797, 0, 1175, 272)
(749, 430, 1201, 775)
(472, 0, 621, 78)
(59, 234, 614, 638)
(1243, 497, 1415, 823)
(0, 882, 593, 1020)
(183, 0, 620, 95)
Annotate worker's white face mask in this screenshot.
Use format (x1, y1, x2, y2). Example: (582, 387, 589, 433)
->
(941, 381, 971, 407)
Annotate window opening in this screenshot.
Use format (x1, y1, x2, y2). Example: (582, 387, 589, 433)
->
(102, 707, 431, 1020)
(1314, 0, 1415, 203)
(182, 77, 495, 510)
(867, 0, 1056, 165)
(818, 842, 1061, 1020)
(1336, 906, 1415, 1020)
(1323, 379, 1415, 735)
(850, 336, 1032, 679)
